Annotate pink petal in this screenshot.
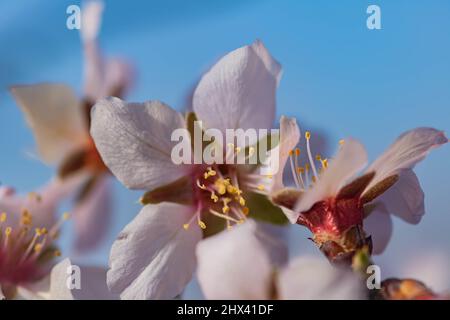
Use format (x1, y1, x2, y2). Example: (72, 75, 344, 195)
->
(364, 127, 447, 194)
(72, 175, 112, 252)
(364, 202, 393, 254)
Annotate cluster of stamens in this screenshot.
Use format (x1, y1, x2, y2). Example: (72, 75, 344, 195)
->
(0, 198, 68, 285)
(288, 131, 343, 190)
(183, 143, 258, 231)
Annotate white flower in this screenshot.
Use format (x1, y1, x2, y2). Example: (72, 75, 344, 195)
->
(9, 0, 132, 252)
(196, 220, 365, 300)
(90, 40, 283, 299)
(273, 127, 447, 258)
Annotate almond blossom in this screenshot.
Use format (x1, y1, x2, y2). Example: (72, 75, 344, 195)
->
(271, 126, 447, 262)
(196, 220, 365, 300)
(90, 40, 285, 299)
(9, 0, 132, 251)
(0, 183, 114, 300)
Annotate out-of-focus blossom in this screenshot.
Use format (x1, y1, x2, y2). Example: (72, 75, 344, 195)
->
(0, 183, 69, 299)
(15, 258, 116, 300)
(271, 128, 447, 261)
(9, 0, 132, 252)
(91, 40, 286, 299)
(378, 278, 449, 300)
(196, 220, 365, 300)
(393, 250, 450, 294)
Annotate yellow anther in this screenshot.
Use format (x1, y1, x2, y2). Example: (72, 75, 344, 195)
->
(297, 167, 304, 174)
(339, 139, 345, 146)
(183, 224, 189, 230)
(40, 228, 48, 235)
(238, 220, 244, 224)
(248, 147, 255, 156)
(34, 243, 43, 253)
(289, 150, 294, 156)
(266, 174, 273, 179)
(210, 192, 219, 203)
(305, 131, 311, 140)
(322, 159, 328, 168)
(222, 206, 230, 214)
(316, 154, 322, 161)
(235, 147, 242, 153)
(207, 167, 216, 176)
(215, 180, 227, 195)
(238, 197, 246, 206)
(312, 176, 317, 183)
(0, 212, 6, 222)
(54, 250, 61, 257)
(257, 184, 265, 191)
(305, 163, 310, 171)
(28, 192, 42, 202)
(21, 210, 32, 225)
(198, 221, 206, 230)
(295, 148, 300, 156)
(63, 212, 71, 220)
(242, 207, 250, 215)
(227, 185, 237, 194)
(5, 227, 12, 236)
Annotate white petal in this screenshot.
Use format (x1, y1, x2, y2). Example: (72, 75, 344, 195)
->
(377, 170, 425, 224)
(10, 84, 86, 164)
(0, 177, 79, 229)
(295, 139, 368, 213)
(81, 0, 104, 100)
(196, 220, 287, 300)
(90, 97, 189, 190)
(364, 202, 393, 255)
(364, 127, 447, 194)
(270, 116, 300, 193)
(193, 40, 281, 144)
(73, 175, 112, 252)
(277, 256, 365, 300)
(46, 258, 74, 300)
(107, 203, 202, 300)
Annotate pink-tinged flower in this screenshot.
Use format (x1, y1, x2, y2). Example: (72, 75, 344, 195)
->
(9, 0, 132, 252)
(272, 127, 447, 261)
(196, 220, 365, 300)
(90, 40, 284, 299)
(0, 184, 68, 298)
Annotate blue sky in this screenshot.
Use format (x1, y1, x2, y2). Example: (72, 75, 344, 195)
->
(1, 0, 449, 295)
